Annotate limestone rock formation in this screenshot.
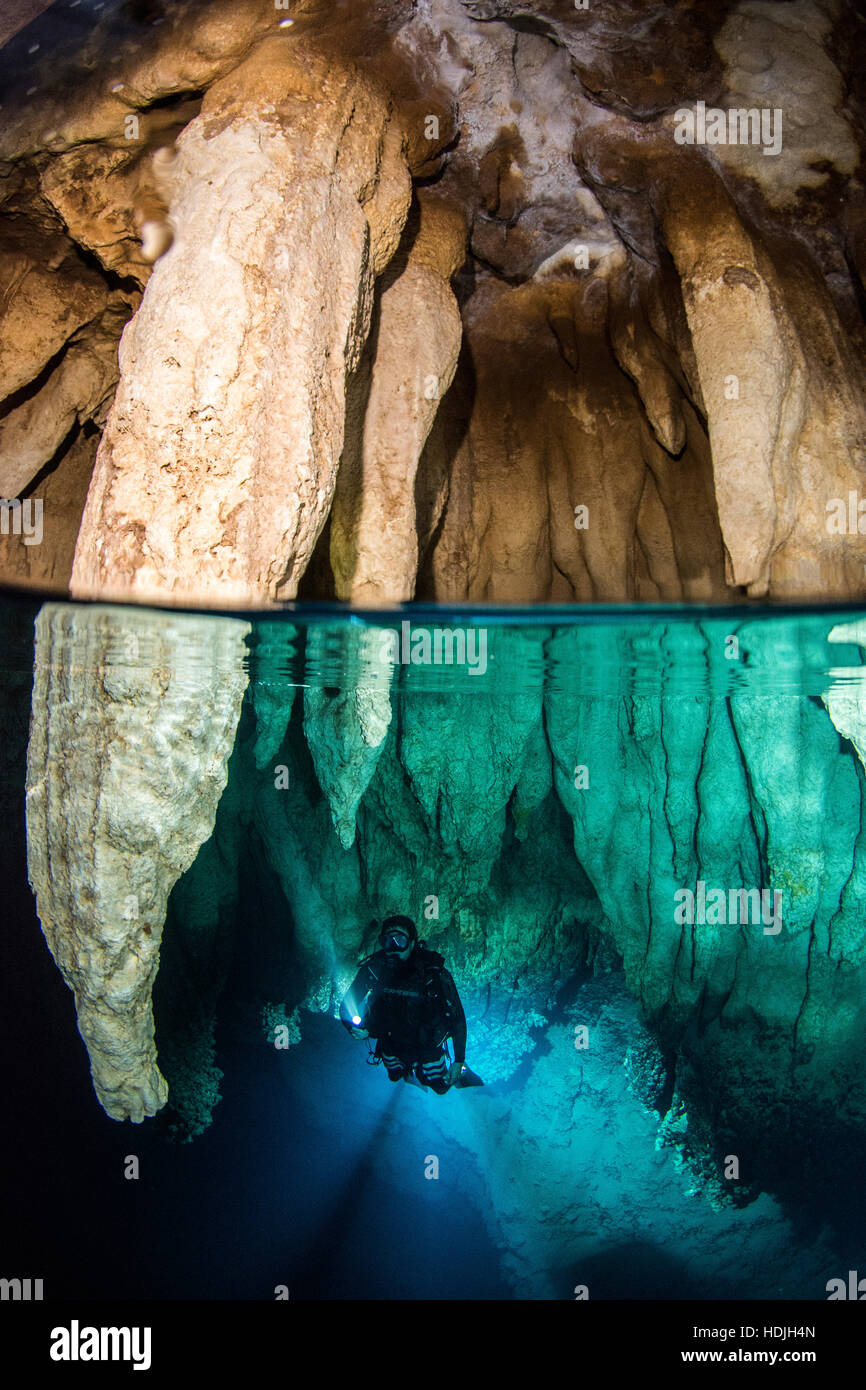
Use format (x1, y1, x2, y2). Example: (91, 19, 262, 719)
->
(70, 39, 413, 605)
(330, 194, 465, 603)
(0, 0, 863, 603)
(17, 600, 866, 1218)
(38, 98, 203, 286)
(303, 624, 394, 847)
(658, 165, 866, 597)
(254, 613, 866, 1199)
(0, 303, 126, 499)
(24, 602, 250, 1121)
(822, 618, 866, 774)
(7, 0, 866, 1295)
(0, 429, 98, 590)
(0, 238, 108, 406)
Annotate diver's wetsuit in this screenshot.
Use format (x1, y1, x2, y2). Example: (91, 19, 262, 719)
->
(340, 946, 466, 1094)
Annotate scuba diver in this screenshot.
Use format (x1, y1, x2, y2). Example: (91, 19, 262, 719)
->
(339, 915, 483, 1093)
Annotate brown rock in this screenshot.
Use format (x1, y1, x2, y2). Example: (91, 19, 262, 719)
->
(0, 429, 97, 591)
(429, 268, 728, 603)
(0, 303, 124, 498)
(0, 242, 107, 404)
(659, 165, 866, 598)
(1, 0, 864, 606)
(39, 101, 201, 285)
(331, 194, 465, 603)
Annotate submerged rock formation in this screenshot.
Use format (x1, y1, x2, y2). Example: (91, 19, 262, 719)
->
(0, 0, 863, 603)
(23, 604, 866, 1212)
(24, 602, 249, 1120)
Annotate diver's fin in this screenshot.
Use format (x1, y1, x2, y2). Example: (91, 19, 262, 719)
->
(454, 1065, 484, 1088)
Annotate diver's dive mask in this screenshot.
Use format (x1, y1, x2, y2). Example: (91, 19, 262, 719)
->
(379, 914, 417, 959)
(383, 928, 411, 954)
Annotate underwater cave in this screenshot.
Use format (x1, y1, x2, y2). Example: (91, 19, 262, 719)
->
(1, 0, 866, 1330)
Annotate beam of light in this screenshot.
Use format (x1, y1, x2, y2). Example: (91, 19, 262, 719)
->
(287, 1085, 401, 1291)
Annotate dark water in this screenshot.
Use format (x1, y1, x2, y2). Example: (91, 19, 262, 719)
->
(4, 587, 866, 1302)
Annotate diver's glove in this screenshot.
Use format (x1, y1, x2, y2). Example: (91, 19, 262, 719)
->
(448, 1060, 464, 1086)
(352, 1026, 369, 1040)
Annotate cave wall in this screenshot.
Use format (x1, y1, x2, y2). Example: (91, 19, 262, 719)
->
(258, 616, 866, 1193)
(0, 0, 863, 603)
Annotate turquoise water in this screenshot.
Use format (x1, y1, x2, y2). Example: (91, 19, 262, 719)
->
(250, 607, 866, 696)
(11, 595, 866, 692)
(3, 589, 866, 1299)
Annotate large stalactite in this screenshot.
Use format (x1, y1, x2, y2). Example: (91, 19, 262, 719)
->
(24, 602, 250, 1120)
